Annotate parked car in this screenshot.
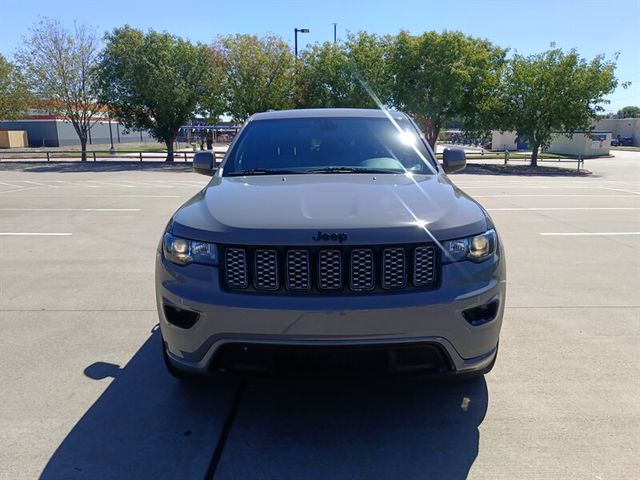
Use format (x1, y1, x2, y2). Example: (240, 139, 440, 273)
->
(620, 137, 633, 146)
(156, 108, 506, 380)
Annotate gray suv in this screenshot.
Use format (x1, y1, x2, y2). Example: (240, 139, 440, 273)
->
(156, 108, 506, 379)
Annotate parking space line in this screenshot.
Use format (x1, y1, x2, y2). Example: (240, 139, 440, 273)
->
(0, 208, 141, 212)
(117, 180, 174, 188)
(55, 180, 100, 188)
(0, 187, 37, 195)
(600, 187, 640, 196)
(475, 194, 639, 198)
(73, 194, 182, 198)
(0, 232, 72, 236)
(488, 207, 640, 211)
(86, 180, 136, 188)
(540, 232, 640, 236)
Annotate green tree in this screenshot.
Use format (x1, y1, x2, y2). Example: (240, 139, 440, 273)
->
(617, 105, 640, 118)
(295, 32, 392, 108)
(15, 19, 100, 160)
(390, 30, 506, 149)
(496, 48, 619, 166)
(98, 26, 220, 162)
(0, 54, 31, 120)
(212, 34, 295, 121)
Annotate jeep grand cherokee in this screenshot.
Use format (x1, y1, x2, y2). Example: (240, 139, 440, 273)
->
(156, 108, 506, 379)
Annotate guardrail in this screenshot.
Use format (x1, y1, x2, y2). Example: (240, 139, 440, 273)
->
(498, 151, 585, 171)
(0, 149, 226, 162)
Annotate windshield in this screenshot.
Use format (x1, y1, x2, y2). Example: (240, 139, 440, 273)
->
(222, 116, 436, 176)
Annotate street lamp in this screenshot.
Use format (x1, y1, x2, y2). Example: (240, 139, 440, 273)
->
(107, 112, 116, 154)
(294, 28, 309, 58)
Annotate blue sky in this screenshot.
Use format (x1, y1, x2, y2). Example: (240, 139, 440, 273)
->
(2, 0, 639, 112)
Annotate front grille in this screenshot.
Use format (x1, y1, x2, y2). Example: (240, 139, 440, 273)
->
(286, 250, 310, 291)
(318, 250, 342, 290)
(350, 249, 375, 291)
(224, 248, 248, 288)
(382, 248, 407, 289)
(254, 249, 279, 290)
(222, 244, 439, 294)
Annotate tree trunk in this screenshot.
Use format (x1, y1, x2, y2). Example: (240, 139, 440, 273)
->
(80, 136, 87, 162)
(413, 114, 440, 150)
(531, 143, 539, 167)
(165, 139, 174, 162)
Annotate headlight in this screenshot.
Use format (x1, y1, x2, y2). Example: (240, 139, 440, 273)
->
(162, 232, 218, 266)
(443, 229, 497, 263)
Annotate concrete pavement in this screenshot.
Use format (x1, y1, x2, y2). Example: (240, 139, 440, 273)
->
(0, 152, 638, 479)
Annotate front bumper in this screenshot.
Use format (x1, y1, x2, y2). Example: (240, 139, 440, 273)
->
(156, 247, 506, 376)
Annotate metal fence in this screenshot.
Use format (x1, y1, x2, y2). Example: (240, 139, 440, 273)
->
(0, 150, 226, 163)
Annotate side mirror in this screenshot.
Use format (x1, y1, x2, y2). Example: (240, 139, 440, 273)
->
(442, 147, 466, 173)
(193, 151, 215, 176)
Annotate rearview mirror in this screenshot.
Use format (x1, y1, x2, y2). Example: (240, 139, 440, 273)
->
(193, 151, 215, 176)
(442, 148, 466, 173)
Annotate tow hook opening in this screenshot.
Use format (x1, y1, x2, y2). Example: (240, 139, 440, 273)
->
(163, 304, 200, 329)
(463, 300, 499, 326)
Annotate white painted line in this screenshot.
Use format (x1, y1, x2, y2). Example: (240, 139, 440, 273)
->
(488, 207, 640, 211)
(459, 185, 601, 189)
(9, 194, 183, 198)
(74, 194, 181, 198)
(0, 208, 141, 212)
(86, 180, 136, 188)
(600, 187, 640, 196)
(23, 180, 47, 186)
(475, 194, 640, 198)
(55, 180, 99, 188)
(0, 232, 72, 236)
(540, 232, 640, 236)
(0, 187, 37, 195)
(0, 181, 23, 187)
(118, 180, 174, 188)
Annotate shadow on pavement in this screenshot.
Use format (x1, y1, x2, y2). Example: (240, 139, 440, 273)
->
(42, 332, 488, 480)
(213, 375, 488, 479)
(0, 161, 195, 173)
(40, 330, 238, 479)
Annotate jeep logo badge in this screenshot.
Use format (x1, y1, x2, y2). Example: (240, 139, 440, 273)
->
(312, 231, 348, 243)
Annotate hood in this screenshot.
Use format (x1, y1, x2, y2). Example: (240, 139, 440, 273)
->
(170, 173, 488, 245)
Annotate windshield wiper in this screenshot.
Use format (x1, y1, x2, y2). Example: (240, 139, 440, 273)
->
(226, 168, 304, 176)
(306, 167, 403, 174)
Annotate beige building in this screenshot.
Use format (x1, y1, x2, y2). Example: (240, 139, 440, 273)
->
(593, 118, 640, 146)
(490, 130, 611, 156)
(547, 132, 611, 157)
(490, 131, 518, 151)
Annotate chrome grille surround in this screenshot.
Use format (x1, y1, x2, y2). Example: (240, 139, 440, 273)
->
(254, 249, 279, 290)
(350, 249, 375, 291)
(382, 248, 407, 289)
(224, 248, 248, 289)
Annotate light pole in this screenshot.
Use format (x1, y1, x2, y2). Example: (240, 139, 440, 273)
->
(332, 23, 337, 43)
(294, 28, 309, 58)
(107, 112, 116, 154)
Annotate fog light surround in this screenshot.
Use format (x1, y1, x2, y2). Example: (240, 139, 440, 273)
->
(462, 300, 499, 326)
(163, 304, 200, 329)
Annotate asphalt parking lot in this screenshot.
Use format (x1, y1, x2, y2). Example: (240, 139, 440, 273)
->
(1, 151, 638, 479)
